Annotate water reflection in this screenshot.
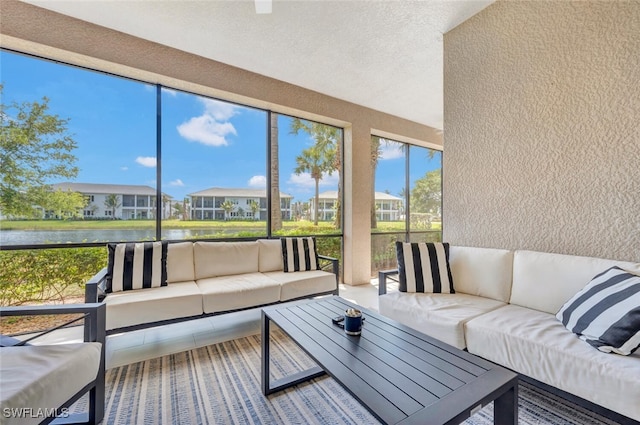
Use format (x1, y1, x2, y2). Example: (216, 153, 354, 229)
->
(0, 228, 265, 245)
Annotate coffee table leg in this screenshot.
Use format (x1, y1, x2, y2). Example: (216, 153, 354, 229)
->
(261, 310, 326, 396)
(493, 383, 518, 425)
(261, 310, 271, 396)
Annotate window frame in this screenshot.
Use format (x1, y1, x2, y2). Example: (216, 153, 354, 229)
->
(0, 49, 345, 251)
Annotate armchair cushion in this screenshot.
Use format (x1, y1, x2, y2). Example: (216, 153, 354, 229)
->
(0, 343, 101, 425)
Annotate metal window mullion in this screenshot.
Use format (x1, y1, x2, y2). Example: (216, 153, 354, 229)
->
(155, 84, 162, 240)
(266, 111, 272, 238)
(405, 145, 410, 242)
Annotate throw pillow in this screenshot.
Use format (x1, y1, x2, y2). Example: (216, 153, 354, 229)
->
(556, 266, 640, 355)
(281, 237, 320, 272)
(106, 241, 168, 293)
(395, 242, 454, 293)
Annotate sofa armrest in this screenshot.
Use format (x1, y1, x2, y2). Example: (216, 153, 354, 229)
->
(85, 267, 108, 303)
(318, 254, 339, 295)
(378, 269, 399, 295)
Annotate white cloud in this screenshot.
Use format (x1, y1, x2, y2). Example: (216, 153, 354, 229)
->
(177, 116, 236, 146)
(177, 98, 240, 146)
(379, 142, 405, 160)
(287, 172, 339, 189)
(120, 166, 129, 171)
(169, 179, 185, 187)
(288, 173, 314, 188)
(136, 156, 157, 167)
(248, 175, 266, 188)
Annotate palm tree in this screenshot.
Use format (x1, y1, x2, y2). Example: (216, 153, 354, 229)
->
(162, 194, 171, 219)
(88, 204, 98, 217)
(220, 200, 234, 220)
(398, 187, 407, 222)
(248, 200, 260, 220)
(173, 201, 184, 220)
(103, 194, 120, 219)
(371, 136, 383, 229)
(182, 197, 190, 221)
(270, 113, 282, 231)
(290, 118, 341, 227)
(294, 145, 333, 226)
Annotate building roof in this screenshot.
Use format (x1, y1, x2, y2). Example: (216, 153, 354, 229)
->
(51, 182, 167, 197)
(189, 187, 292, 199)
(317, 191, 402, 201)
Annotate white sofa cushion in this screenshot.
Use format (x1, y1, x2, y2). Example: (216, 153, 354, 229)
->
(264, 270, 336, 301)
(510, 250, 640, 314)
(378, 292, 505, 349)
(449, 246, 513, 302)
(465, 304, 640, 421)
(166, 242, 195, 283)
(194, 241, 259, 279)
(258, 239, 283, 272)
(0, 343, 101, 425)
(104, 281, 203, 330)
(197, 272, 281, 313)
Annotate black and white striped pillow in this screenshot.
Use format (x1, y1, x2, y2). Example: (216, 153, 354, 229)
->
(396, 242, 454, 293)
(106, 242, 168, 293)
(556, 266, 640, 355)
(281, 237, 320, 272)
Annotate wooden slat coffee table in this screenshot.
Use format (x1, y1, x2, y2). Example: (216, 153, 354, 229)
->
(261, 296, 518, 425)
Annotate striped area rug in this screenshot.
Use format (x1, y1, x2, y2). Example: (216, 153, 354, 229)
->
(101, 328, 620, 425)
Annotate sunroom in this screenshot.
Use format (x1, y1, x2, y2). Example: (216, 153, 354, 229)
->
(1, 1, 638, 424)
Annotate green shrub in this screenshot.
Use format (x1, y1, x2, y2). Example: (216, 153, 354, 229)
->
(0, 247, 107, 306)
(370, 231, 443, 276)
(273, 227, 342, 261)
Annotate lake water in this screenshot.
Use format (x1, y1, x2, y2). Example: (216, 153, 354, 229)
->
(0, 228, 263, 246)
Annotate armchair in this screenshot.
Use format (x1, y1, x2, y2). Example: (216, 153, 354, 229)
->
(0, 303, 106, 425)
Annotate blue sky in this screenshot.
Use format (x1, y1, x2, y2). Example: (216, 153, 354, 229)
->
(1, 51, 440, 204)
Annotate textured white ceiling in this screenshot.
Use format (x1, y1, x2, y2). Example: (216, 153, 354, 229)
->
(27, 0, 493, 130)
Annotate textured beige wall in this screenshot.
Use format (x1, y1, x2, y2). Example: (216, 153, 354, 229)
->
(1, 0, 442, 284)
(443, 1, 640, 262)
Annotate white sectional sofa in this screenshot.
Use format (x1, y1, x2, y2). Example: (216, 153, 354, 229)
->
(379, 246, 640, 423)
(86, 239, 339, 333)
